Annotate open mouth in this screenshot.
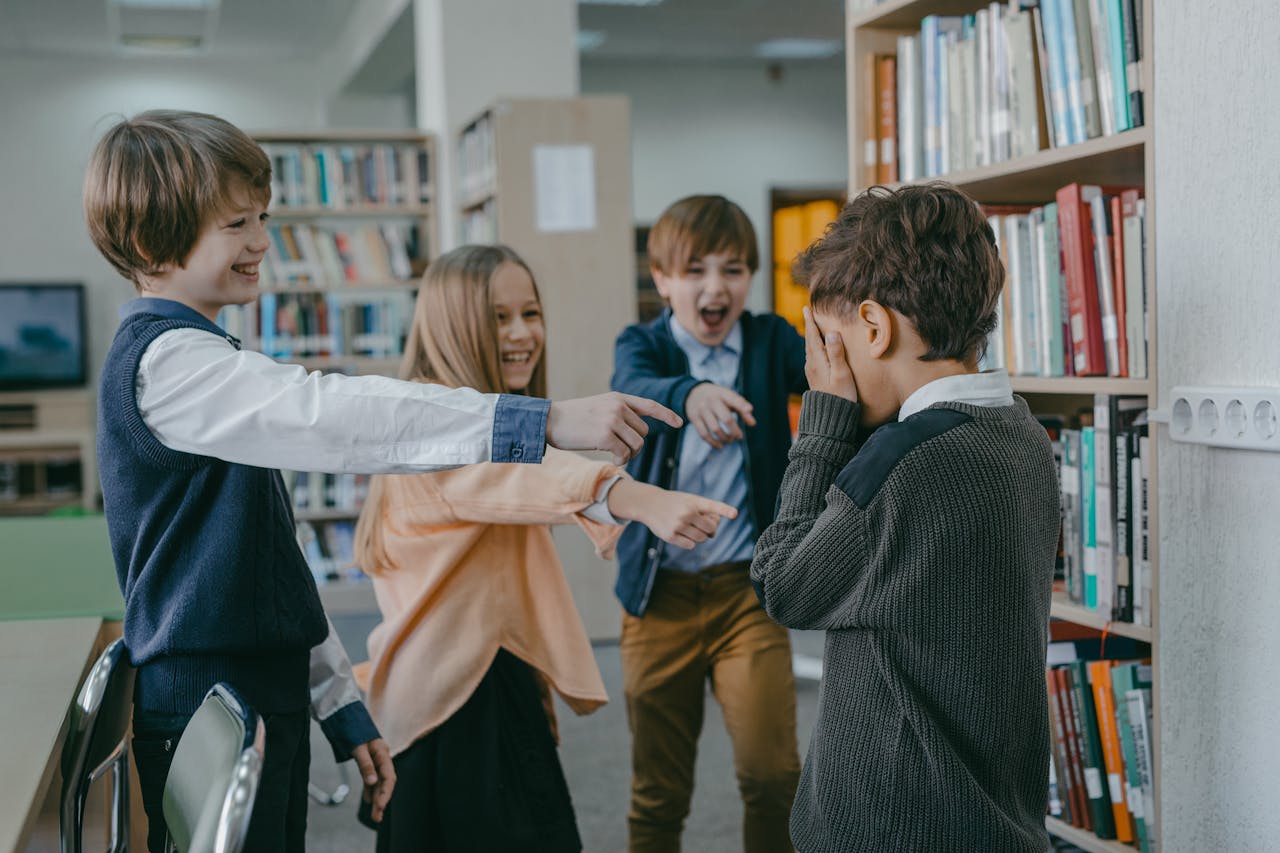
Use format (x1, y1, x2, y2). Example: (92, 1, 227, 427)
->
(502, 352, 533, 365)
(231, 263, 259, 278)
(699, 306, 728, 327)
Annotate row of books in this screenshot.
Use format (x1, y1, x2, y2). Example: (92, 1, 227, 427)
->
(295, 519, 364, 584)
(1044, 395, 1151, 626)
(457, 114, 497, 201)
(286, 470, 370, 513)
(984, 182, 1146, 378)
(1046, 641, 1155, 850)
(875, 0, 1144, 185)
(262, 142, 431, 210)
(260, 223, 423, 287)
(219, 292, 413, 360)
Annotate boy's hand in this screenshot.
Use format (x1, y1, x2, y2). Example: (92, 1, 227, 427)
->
(547, 393, 683, 465)
(685, 384, 757, 449)
(803, 307, 858, 403)
(351, 738, 396, 823)
(606, 479, 737, 550)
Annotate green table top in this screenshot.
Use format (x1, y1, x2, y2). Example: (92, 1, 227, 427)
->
(0, 515, 124, 621)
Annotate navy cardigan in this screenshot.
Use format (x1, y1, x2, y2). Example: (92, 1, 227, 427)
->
(609, 309, 806, 616)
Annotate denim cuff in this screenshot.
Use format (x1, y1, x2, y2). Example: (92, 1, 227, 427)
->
(319, 700, 381, 762)
(492, 395, 550, 463)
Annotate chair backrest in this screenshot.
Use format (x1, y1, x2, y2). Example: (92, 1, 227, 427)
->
(60, 637, 136, 853)
(162, 683, 265, 853)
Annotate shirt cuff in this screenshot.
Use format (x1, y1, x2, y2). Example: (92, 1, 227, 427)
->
(492, 395, 550, 463)
(318, 700, 381, 762)
(582, 474, 626, 525)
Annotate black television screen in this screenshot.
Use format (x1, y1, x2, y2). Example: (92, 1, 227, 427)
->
(0, 283, 87, 390)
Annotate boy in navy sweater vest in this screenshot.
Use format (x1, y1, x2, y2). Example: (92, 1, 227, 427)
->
(610, 195, 807, 852)
(85, 110, 685, 852)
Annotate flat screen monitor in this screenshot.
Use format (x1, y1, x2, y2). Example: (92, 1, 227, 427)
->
(0, 283, 87, 391)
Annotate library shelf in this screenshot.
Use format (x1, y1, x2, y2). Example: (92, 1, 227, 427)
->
(257, 280, 418, 294)
(1044, 816, 1138, 853)
(1011, 376, 1154, 396)
(887, 128, 1150, 204)
(294, 508, 361, 523)
(1050, 593, 1153, 644)
(267, 205, 433, 219)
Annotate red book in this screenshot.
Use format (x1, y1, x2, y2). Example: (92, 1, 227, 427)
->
(1055, 667, 1093, 830)
(876, 54, 898, 184)
(1056, 183, 1106, 376)
(1110, 194, 1129, 377)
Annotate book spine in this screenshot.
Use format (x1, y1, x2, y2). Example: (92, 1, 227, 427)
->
(1120, 0, 1144, 127)
(1056, 183, 1106, 375)
(1087, 0, 1116, 136)
(1054, 668, 1092, 828)
(1081, 425, 1097, 608)
(1125, 688, 1157, 850)
(1071, 0, 1102, 139)
(1087, 190, 1121, 374)
(897, 35, 925, 182)
(922, 17, 942, 176)
(1070, 660, 1117, 837)
(1110, 194, 1129, 376)
(1108, 0, 1132, 131)
(1061, 429, 1084, 603)
(863, 52, 880, 187)
(877, 55, 899, 183)
(1089, 660, 1135, 840)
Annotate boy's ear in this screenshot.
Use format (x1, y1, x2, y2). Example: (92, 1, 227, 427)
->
(650, 268, 672, 300)
(858, 300, 893, 359)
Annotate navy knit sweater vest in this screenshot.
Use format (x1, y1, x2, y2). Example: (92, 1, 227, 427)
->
(98, 298, 327, 715)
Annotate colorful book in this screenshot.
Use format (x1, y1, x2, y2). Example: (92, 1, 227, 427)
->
(1088, 659, 1135, 840)
(1069, 660, 1116, 837)
(1112, 661, 1154, 849)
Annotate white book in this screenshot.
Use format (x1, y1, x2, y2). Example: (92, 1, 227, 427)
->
(896, 34, 925, 182)
(1004, 6, 1042, 159)
(1123, 197, 1147, 377)
(1015, 215, 1040, 373)
(1086, 188, 1122, 375)
(1125, 688, 1157, 848)
(1088, 0, 1116, 136)
(989, 3, 1012, 162)
(975, 9, 991, 167)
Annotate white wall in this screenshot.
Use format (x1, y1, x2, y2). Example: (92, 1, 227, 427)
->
(1154, 2, 1280, 849)
(0, 54, 330, 381)
(581, 59, 847, 311)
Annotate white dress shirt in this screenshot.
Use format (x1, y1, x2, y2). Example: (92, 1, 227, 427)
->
(898, 369, 1015, 421)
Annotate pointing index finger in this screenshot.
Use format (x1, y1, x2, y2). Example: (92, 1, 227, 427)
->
(621, 394, 683, 429)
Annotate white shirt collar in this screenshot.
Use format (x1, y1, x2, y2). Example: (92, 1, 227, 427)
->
(898, 369, 1015, 421)
(668, 314, 742, 361)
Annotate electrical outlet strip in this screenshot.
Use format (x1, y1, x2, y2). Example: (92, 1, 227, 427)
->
(1159, 386, 1280, 452)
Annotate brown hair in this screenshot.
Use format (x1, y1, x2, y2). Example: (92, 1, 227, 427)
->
(647, 194, 759, 276)
(83, 109, 271, 287)
(355, 244, 546, 575)
(795, 183, 1003, 362)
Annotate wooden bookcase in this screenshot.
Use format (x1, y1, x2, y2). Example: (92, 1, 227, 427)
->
(227, 129, 438, 603)
(456, 96, 636, 639)
(0, 390, 96, 515)
(846, 1, 1158, 850)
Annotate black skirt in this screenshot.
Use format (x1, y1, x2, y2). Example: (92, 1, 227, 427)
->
(375, 649, 583, 853)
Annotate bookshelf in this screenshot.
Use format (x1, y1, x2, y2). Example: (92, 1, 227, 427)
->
(0, 390, 97, 516)
(223, 129, 438, 588)
(847, 1, 1158, 850)
(455, 96, 636, 640)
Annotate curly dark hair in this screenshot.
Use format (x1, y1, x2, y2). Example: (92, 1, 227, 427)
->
(795, 182, 1003, 362)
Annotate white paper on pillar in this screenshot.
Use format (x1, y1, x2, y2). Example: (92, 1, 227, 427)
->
(532, 144, 597, 232)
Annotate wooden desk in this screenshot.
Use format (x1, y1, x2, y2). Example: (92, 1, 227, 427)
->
(0, 617, 104, 853)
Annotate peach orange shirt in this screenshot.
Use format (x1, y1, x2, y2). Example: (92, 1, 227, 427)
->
(362, 448, 625, 756)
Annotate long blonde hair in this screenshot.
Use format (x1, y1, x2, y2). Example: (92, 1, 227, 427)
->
(354, 245, 547, 575)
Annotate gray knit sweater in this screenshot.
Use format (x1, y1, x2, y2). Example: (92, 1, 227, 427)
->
(751, 390, 1059, 853)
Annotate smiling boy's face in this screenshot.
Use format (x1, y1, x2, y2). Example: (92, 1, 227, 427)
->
(653, 250, 752, 347)
(139, 183, 271, 322)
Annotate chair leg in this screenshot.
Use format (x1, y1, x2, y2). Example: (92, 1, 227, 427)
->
(109, 751, 130, 853)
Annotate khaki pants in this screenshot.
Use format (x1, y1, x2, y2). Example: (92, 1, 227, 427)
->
(621, 562, 801, 853)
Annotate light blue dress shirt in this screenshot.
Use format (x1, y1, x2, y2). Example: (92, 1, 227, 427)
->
(663, 317, 757, 572)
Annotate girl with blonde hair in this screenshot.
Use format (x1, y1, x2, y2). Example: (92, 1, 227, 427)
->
(356, 244, 734, 852)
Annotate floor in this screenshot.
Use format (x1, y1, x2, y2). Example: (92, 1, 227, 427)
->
(305, 623, 824, 853)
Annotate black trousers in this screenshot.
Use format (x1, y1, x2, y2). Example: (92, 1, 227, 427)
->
(132, 705, 311, 853)
(376, 649, 582, 853)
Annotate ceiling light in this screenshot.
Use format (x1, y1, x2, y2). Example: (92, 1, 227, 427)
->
(577, 30, 607, 51)
(111, 0, 219, 7)
(755, 38, 842, 60)
(578, 0, 663, 6)
(120, 34, 203, 50)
